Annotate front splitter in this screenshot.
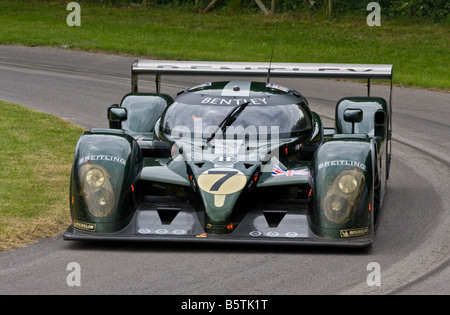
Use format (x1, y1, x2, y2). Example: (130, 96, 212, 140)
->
(63, 204, 373, 248)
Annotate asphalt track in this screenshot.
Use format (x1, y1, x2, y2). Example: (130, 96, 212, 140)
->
(0, 46, 449, 295)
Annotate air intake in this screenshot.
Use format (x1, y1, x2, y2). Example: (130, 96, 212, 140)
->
(157, 207, 181, 225)
(263, 210, 287, 228)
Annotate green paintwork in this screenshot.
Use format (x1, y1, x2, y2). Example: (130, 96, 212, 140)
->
(309, 136, 375, 238)
(68, 81, 390, 245)
(70, 129, 142, 233)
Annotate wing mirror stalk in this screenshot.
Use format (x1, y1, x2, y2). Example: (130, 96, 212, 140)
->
(344, 108, 363, 134)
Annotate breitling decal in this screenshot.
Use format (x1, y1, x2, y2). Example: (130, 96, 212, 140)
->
(318, 160, 366, 171)
(79, 155, 126, 166)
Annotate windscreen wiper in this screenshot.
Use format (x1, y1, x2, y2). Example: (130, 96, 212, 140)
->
(206, 101, 251, 145)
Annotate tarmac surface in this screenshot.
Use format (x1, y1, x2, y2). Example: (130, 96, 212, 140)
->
(0, 45, 449, 295)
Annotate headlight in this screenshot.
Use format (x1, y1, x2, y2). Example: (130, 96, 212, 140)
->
(86, 168, 105, 187)
(79, 164, 116, 218)
(322, 170, 365, 224)
(338, 174, 358, 194)
(323, 194, 351, 224)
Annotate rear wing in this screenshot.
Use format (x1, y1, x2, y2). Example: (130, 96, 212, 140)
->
(131, 60, 393, 96)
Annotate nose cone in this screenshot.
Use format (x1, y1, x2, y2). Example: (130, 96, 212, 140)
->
(197, 168, 248, 233)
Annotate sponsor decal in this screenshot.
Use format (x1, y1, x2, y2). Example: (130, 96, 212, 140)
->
(340, 227, 369, 238)
(137, 228, 187, 235)
(73, 220, 96, 232)
(266, 83, 290, 93)
(249, 231, 299, 238)
(153, 63, 376, 74)
(272, 164, 309, 177)
(200, 97, 267, 106)
(318, 160, 366, 171)
(79, 155, 126, 166)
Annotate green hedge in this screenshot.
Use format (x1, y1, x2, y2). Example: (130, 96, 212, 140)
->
(87, 0, 449, 22)
(377, 0, 449, 22)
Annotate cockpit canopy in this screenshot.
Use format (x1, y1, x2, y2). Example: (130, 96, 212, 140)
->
(161, 81, 313, 141)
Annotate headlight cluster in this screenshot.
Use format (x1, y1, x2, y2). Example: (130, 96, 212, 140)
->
(322, 170, 365, 224)
(79, 164, 116, 218)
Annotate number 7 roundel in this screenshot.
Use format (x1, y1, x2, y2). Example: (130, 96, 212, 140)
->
(197, 168, 247, 196)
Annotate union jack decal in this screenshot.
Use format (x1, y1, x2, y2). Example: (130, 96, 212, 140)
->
(272, 165, 309, 177)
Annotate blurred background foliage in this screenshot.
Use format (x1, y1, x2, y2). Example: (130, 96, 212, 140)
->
(85, 0, 449, 23)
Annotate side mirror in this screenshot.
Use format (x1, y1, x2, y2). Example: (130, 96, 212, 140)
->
(344, 108, 363, 134)
(108, 105, 127, 129)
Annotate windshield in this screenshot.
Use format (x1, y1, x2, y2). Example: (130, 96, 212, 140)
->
(161, 101, 312, 141)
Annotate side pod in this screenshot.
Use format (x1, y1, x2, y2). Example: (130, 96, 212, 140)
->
(309, 137, 375, 240)
(70, 129, 143, 233)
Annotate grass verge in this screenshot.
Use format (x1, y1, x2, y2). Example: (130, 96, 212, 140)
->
(0, 1, 449, 90)
(0, 100, 85, 251)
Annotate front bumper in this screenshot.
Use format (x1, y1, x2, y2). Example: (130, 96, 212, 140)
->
(63, 201, 373, 248)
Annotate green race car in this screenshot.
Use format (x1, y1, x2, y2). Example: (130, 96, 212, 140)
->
(64, 61, 393, 247)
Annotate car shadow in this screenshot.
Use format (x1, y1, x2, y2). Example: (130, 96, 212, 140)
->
(62, 236, 372, 256)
